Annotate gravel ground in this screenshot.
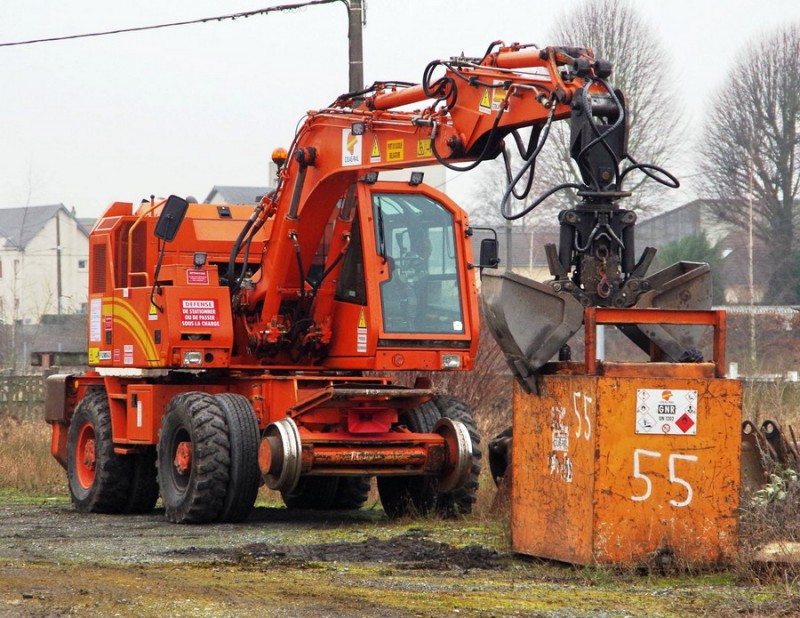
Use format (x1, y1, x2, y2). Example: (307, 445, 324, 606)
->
(0, 493, 797, 618)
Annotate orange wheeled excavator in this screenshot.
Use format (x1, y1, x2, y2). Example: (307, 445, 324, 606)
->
(45, 42, 683, 524)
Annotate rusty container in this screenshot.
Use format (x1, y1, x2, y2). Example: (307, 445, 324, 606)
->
(510, 309, 741, 567)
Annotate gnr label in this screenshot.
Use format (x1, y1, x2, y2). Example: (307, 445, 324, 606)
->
(635, 388, 698, 435)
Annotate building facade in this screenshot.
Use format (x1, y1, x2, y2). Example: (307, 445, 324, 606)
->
(0, 205, 90, 324)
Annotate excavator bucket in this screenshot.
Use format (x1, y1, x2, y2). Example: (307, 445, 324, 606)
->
(481, 261, 713, 394)
(480, 269, 584, 393)
(623, 261, 713, 360)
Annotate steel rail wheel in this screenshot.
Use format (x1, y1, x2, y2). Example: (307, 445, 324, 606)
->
(260, 418, 302, 492)
(158, 392, 231, 524)
(431, 395, 482, 516)
(377, 396, 482, 518)
(66, 389, 132, 513)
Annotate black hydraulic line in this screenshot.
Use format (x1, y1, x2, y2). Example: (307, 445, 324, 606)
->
(504, 182, 584, 221)
(430, 94, 510, 172)
(574, 79, 625, 189)
(499, 98, 559, 219)
(227, 216, 256, 291)
(620, 154, 680, 189)
(290, 232, 306, 303)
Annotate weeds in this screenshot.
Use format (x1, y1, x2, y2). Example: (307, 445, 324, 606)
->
(0, 416, 66, 494)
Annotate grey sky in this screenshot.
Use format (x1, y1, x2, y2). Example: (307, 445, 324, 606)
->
(1, 0, 798, 218)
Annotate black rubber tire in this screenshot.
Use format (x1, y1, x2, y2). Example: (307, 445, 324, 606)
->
(124, 448, 159, 514)
(214, 393, 261, 523)
(331, 476, 372, 510)
(377, 401, 440, 518)
(282, 477, 340, 510)
(66, 389, 132, 513)
(431, 395, 482, 517)
(157, 392, 231, 524)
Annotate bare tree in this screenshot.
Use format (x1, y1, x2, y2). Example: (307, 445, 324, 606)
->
(469, 0, 681, 223)
(697, 24, 800, 304)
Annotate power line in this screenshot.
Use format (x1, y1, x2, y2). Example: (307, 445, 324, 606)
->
(0, 0, 341, 48)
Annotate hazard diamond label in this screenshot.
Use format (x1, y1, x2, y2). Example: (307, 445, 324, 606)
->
(675, 413, 695, 434)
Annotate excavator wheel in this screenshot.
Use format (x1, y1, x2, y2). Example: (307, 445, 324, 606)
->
(331, 476, 372, 510)
(282, 476, 371, 510)
(66, 389, 132, 513)
(124, 448, 159, 514)
(377, 401, 441, 518)
(157, 392, 231, 524)
(378, 396, 481, 519)
(282, 477, 340, 510)
(214, 394, 260, 523)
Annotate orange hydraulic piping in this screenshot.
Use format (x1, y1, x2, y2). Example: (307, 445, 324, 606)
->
(370, 84, 428, 111)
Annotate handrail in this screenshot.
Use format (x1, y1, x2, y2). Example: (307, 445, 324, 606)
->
(584, 307, 726, 378)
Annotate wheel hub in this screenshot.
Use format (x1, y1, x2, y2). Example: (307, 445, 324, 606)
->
(434, 417, 473, 492)
(82, 440, 96, 471)
(174, 441, 193, 475)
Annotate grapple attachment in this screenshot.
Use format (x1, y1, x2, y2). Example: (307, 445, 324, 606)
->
(480, 261, 713, 393)
(624, 261, 713, 360)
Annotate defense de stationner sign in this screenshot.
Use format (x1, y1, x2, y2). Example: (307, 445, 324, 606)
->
(635, 388, 698, 435)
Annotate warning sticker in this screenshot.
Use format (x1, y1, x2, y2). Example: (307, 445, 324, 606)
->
(386, 139, 404, 162)
(416, 139, 432, 158)
(186, 269, 209, 285)
(342, 129, 362, 166)
(479, 88, 491, 113)
(90, 298, 102, 342)
(636, 388, 698, 435)
(357, 308, 367, 352)
(491, 81, 506, 111)
(123, 344, 134, 365)
(180, 299, 220, 328)
(370, 138, 381, 163)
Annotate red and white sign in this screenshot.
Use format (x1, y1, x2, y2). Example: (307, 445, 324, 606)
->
(180, 299, 220, 328)
(186, 269, 210, 285)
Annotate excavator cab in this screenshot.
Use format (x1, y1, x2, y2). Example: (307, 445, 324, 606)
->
(323, 179, 480, 371)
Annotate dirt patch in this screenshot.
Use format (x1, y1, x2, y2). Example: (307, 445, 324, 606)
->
(170, 529, 506, 571)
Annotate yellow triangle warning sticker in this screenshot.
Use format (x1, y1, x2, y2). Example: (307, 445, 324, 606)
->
(358, 308, 367, 328)
(479, 88, 491, 112)
(371, 138, 380, 161)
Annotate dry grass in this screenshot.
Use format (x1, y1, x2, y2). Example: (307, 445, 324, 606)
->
(0, 415, 67, 495)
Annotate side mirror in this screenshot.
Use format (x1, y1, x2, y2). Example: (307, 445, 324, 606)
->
(154, 195, 189, 242)
(479, 238, 500, 269)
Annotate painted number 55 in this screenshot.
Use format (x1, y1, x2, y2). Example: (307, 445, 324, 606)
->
(630, 449, 699, 508)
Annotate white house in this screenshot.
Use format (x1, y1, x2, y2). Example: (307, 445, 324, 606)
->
(0, 205, 90, 324)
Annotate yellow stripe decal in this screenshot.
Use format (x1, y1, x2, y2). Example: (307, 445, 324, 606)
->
(103, 298, 160, 363)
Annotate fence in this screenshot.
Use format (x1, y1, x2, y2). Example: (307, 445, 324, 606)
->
(0, 373, 47, 421)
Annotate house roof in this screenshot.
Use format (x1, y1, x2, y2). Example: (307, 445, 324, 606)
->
(204, 186, 271, 205)
(0, 204, 88, 249)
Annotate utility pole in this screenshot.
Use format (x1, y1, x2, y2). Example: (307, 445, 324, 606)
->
(346, 0, 364, 91)
(56, 211, 63, 316)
